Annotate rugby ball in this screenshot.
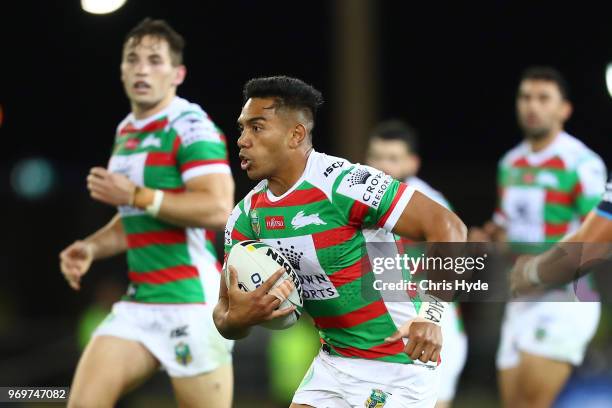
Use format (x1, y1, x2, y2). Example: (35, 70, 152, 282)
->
(224, 240, 303, 330)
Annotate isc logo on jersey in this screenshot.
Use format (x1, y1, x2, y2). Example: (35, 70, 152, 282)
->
(337, 165, 392, 209)
(224, 240, 303, 330)
(323, 160, 345, 177)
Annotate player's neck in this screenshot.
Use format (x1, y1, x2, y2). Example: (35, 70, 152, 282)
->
(131, 92, 176, 120)
(526, 128, 561, 153)
(267, 146, 314, 197)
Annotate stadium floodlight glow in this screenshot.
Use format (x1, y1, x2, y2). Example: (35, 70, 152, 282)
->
(606, 63, 612, 99)
(10, 157, 56, 200)
(81, 0, 127, 15)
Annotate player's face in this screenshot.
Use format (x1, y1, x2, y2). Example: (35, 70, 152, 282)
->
(237, 97, 294, 181)
(365, 138, 418, 180)
(120, 36, 185, 110)
(516, 80, 571, 140)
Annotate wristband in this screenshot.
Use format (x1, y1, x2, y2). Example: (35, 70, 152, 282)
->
(145, 190, 164, 217)
(417, 293, 447, 326)
(525, 257, 542, 285)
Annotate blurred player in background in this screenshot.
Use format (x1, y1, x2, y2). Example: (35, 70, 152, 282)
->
(366, 120, 468, 408)
(510, 175, 612, 293)
(215, 76, 467, 408)
(470, 66, 607, 408)
(59, 18, 234, 407)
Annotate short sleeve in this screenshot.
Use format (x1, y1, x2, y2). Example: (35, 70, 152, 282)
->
(224, 201, 256, 257)
(493, 161, 507, 227)
(332, 164, 415, 232)
(574, 156, 607, 218)
(596, 176, 612, 220)
(174, 112, 231, 182)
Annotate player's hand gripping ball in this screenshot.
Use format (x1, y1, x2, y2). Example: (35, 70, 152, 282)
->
(224, 240, 303, 329)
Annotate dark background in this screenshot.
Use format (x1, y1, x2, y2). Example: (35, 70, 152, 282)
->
(0, 1, 610, 407)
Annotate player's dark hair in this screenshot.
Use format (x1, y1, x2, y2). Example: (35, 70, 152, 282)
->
(519, 66, 570, 100)
(369, 120, 419, 155)
(243, 76, 324, 130)
(124, 18, 185, 66)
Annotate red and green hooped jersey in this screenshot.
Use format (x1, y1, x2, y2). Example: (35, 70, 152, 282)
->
(109, 97, 230, 304)
(225, 151, 420, 364)
(494, 132, 606, 245)
(367, 176, 465, 336)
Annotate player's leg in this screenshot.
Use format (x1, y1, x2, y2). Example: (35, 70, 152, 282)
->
(496, 304, 523, 408)
(514, 352, 571, 408)
(154, 304, 234, 407)
(498, 367, 521, 408)
(68, 335, 159, 407)
(170, 363, 233, 408)
(292, 350, 350, 408)
(508, 302, 600, 408)
(435, 305, 468, 408)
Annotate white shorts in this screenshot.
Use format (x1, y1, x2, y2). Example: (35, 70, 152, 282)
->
(93, 301, 234, 377)
(496, 301, 600, 369)
(293, 349, 439, 408)
(437, 303, 468, 402)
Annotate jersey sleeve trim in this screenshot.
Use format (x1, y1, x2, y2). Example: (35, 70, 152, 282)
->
(595, 208, 612, 220)
(380, 184, 416, 231)
(181, 162, 232, 182)
(596, 179, 612, 219)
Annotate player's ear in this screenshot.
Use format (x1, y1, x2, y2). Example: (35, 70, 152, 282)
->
(410, 154, 421, 175)
(289, 123, 307, 149)
(173, 65, 187, 87)
(561, 100, 572, 121)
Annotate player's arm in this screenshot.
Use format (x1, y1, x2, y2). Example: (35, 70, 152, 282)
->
(392, 190, 467, 242)
(59, 213, 127, 290)
(87, 169, 233, 230)
(511, 211, 612, 293)
(512, 175, 612, 293)
(213, 202, 295, 339)
(335, 165, 466, 363)
(214, 267, 295, 339)
(385, 190, 467, 363)
(88, 113, 235, 230)
(131, 172, 234, 229)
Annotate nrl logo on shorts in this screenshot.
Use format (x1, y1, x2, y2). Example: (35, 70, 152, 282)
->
(174, 342, 193, 366)
(250, 210, 261, 237)
(365, 389, 389, 408)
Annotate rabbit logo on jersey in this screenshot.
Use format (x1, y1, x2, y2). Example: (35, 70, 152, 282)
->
(262, 236, 339, 301)
(338, 165, 392, 209)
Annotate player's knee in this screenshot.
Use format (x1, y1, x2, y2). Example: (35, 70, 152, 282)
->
(518, 381, 556, 408)
(68, 394, 102, 408)
(68, 395, 117, 408)
(68, 384, 119, 408)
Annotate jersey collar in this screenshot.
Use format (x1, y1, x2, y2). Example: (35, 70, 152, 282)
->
(265, 150, 318, 203)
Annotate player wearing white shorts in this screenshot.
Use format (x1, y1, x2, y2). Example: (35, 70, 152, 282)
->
(366, 120, 468, 408)
(214, 76, 468, 408)
(470, 67, 607, 408)
(59, 18, 234, 407)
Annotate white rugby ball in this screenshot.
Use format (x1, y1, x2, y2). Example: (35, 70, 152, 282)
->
(224, 240, 303, 330)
